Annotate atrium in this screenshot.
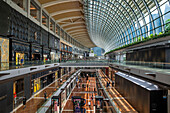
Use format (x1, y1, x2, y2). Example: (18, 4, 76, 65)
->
(0, 0, 170, 113)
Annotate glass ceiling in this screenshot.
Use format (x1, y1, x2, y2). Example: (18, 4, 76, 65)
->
(84, 0, 170, 52)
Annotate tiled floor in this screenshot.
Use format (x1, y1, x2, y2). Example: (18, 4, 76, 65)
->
(62, 77, 97, 113)
(98, 70, 138, 113)
(12, 71, 75, 113)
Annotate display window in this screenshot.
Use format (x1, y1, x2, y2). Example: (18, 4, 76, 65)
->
(16, 52, 25, 65)
(32, 53, 40, 60)
(50, 51, 56, 61)
(33, 78, 40, 93)
(55, 71, 58, 79)
(13, 79, 24, 108)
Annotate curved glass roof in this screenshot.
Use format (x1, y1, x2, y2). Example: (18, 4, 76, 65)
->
(84, 0, 170, 52)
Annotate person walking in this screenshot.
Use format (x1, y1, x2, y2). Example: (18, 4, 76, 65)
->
(23, 96, 27, 109)
(44, 91, 47, 101)
(21, 57, 24, 65)
(86, 74, 88, 81)
(91, 94, 93, 101)
(88, 101, 91, 108)
(54, 101, 58, 113)
(60, 78, 62, 83)
(112, 81, 114, 87)
(106, 82, 109, 87)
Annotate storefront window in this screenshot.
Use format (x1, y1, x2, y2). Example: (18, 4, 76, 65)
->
(30, 1, 40, 21)
(13, 78, 24, 108)
(12, 0, 27, 11)
(33, 78, 40, 93)
(16, 52, 25, 65)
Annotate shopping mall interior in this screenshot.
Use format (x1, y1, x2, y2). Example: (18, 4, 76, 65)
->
(0, 0, 170, 113)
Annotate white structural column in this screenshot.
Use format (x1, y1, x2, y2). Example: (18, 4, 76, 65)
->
(40, 6, 42, 26)
(27, 0, 30, 17)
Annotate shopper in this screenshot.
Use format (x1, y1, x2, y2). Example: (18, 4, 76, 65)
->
(86, 74, 88, 81)
(44, 91, 47, 101)
(88, 101, 91, 108)
(91, 95, 93, 101)
(54, 101, 58, 113)
(84, 108, 86, 113)
(106, 82, 109, 87)
(112, 81, 114, 87)
(21, 57, 24, 65)
(23, 96, 27, 109)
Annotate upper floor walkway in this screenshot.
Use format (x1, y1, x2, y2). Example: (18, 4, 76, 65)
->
(0, 59, 170, 86)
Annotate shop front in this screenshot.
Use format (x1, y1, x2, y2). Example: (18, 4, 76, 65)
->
(0, 37, 9, 63)
(47, 73, 55, 85)
(40, 76, 47, 89)
(33, 78, 41, 93)
(31, 73, 41, 94)
(43, 48, 50, 61)
(12, 42, 29, 65)
(13, 78, 24, 108)
(50, 49, 57, 61)
(32, 46, 41, 61)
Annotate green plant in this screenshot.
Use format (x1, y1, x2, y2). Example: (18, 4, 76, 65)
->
(159, 32, 163, 35)
(137, 37, 141, 41)
(149, 34, 153, 38)
(105, 31, 170, 55)
(142, 36, 146, 41)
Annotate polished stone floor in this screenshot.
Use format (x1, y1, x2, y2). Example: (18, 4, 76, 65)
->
(12, 71, 74, 113)
(62, 77, 97, 113)
(98, 70, 138, 113)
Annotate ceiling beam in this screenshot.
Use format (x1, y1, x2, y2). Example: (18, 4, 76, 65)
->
(65, 26, 85, 31)
(71, 31, 87, 36)
(56, 16, 83, 22)
(61, 21, 85, 27)
(72, 33, 88, 37)
(68, 29, 87, 34)
(51, 9, 82, 16)
(42, 0, 81, 8)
